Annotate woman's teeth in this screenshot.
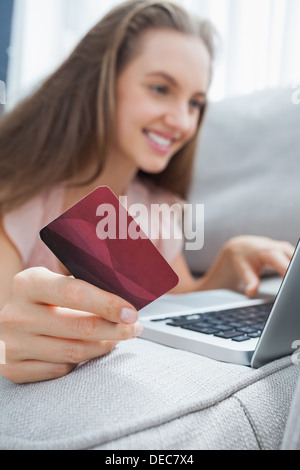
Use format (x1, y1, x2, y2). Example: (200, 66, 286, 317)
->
(147, 132, 172, 147)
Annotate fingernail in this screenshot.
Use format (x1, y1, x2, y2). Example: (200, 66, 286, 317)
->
(121, 307, 138, 324)
(133, 322, 143, 337)
(246, 283, 257, 297)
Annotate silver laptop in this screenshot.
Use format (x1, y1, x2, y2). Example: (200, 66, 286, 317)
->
(139, 239, 300, 368)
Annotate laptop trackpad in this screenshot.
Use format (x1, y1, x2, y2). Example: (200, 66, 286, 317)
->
(139, 289, 250, 316)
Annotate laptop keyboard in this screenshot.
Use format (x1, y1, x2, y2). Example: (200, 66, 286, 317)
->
(151, 302, 274, 342)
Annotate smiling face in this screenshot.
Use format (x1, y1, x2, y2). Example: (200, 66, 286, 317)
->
(107, 28, 211, 177)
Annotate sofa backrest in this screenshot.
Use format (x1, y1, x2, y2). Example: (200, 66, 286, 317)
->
(184, 87, 300, 274)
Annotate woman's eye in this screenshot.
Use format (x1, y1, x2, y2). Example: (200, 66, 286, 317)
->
(150, 85, 169, 95)
(189, 100, 204, 112)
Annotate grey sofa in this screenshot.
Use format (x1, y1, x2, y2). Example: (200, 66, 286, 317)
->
(0, 87, 299, 450)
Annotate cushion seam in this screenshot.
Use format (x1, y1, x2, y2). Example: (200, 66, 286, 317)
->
(231, 395, 262, 450)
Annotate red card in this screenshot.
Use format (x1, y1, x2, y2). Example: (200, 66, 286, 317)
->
(40, 186, 179, 310)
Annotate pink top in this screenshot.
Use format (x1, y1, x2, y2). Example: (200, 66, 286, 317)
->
(3, 179, 184, 274)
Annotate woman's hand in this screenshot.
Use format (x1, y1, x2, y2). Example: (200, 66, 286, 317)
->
(0, 267, 143, 384)
(199, 236, 295, 297)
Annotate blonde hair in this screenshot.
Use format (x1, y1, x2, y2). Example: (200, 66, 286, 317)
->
(0, 0, 217, 213)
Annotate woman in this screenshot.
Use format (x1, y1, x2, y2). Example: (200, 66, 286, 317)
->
(0, 0, 294, 383)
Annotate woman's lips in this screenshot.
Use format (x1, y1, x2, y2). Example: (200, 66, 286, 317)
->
(143, 130, 175, 154)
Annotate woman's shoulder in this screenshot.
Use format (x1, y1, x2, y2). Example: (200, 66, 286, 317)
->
(3, 184, 65, 230)
(2, 185, 65, 269)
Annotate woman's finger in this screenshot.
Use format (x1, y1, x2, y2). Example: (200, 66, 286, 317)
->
(12, 267, 138, 324)
(259, 249, 292, 277)
(14, 303, 143, 341)
(0, 360, 77, 384)
(281, 241, 296, 259)
(8, 334, 119, 364)
(232, 257, 260, 297)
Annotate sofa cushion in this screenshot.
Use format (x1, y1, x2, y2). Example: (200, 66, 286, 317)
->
(281, 370, 300, 449)
(184, 88, 300, 274)
(0, 338, 298, 450)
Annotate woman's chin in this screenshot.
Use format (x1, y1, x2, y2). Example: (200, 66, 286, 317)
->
(139, 158, 171, 175)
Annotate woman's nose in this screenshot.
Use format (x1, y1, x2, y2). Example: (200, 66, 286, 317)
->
(163, 102, 195, 135)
